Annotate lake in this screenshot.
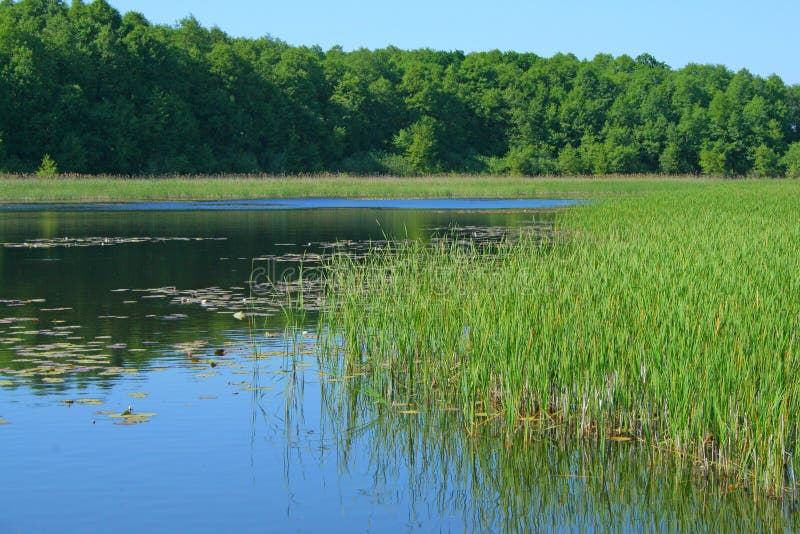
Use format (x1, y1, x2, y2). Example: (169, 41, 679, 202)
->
(0, 200, 794, 532)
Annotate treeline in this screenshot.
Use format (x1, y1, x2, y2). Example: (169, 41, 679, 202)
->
(2, 0, 800, 177)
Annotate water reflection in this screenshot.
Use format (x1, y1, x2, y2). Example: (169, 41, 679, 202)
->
(0, 206, 796, 532)
(308, 360, 798, 532)
(0, 208, 551, 391)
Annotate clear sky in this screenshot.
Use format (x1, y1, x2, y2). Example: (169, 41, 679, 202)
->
(107, 0, 799, 85)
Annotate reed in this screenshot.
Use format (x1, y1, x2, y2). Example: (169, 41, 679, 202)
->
(317, 179, 800, 498)
(0, 174, 721, 202)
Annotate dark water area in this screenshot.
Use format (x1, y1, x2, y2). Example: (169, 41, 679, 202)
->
(0, 204, 795, 532)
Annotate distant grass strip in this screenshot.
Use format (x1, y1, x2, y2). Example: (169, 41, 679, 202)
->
(318, 179, 800, 498)
(0, 174, 723, 202)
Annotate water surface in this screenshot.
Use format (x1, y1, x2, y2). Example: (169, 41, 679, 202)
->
(0, 204, 794, 532)
(0, 197, 579, 212)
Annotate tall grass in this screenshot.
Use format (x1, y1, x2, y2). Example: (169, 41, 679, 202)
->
(317, 179, 800, 498)
(316, 383, 794, 531)
(0, 174, 722, 202)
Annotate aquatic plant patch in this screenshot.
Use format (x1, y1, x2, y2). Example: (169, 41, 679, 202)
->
(2, 236, 227, 249)
(317, 179, 800, 498)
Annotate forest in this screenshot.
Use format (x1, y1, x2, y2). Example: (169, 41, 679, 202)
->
(1, 0, 800, 177)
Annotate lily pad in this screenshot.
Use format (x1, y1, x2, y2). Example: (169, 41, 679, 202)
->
(195, 371, 218, 379)
(3, 236, 226, 250)
(113, 415, 154, 425)
(113, 419, 141, 426)
(76, 398, 104, 405)
(108, 412, 157, 425)
(108, 412, 157, 419)
(0, 417, 10, 425)
(128, 392, 148, 399)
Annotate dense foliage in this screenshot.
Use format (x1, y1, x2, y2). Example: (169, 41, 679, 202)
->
(1, 0, 799, 176)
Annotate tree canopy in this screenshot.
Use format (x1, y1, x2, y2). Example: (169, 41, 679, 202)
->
(1, 0, 798, 176)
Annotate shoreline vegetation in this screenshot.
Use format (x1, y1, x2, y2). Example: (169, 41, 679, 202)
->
(314, 178, 800, 500)
(0, 174, 774, 203)
(3, 173, 799, 501)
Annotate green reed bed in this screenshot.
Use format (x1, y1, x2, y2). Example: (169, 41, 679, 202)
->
(317, 379, 793, 531)
(317, 180, 800, 498)
(0, 174, 718, 202)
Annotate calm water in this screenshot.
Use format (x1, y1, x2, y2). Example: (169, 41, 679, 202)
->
(0, 201, 795, 533)
(0, 198, 579, 212)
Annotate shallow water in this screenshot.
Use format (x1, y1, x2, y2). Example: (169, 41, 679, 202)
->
(0, 203, 795, 532)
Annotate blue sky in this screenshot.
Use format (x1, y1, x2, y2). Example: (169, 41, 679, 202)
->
(107, 0, 799, 85)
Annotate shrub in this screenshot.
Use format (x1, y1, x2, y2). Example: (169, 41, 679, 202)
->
(36, 154, 59, 177)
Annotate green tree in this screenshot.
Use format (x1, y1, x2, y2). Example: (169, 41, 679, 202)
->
(699, 142, 728, 176)
(37, 153, 58, 176)
(659, 142, 682, 174)
(394, 116, 440, 174)
(557, 144, 586, 175)
(504, 144, 556, 175)
(782, 142, 800, 178)
(750, 144, 781, 177)
(0, 2, 798, 176)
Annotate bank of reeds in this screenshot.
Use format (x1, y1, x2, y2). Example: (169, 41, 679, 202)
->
(317, 180, 800, 498)
(0, 174, 719, 202)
